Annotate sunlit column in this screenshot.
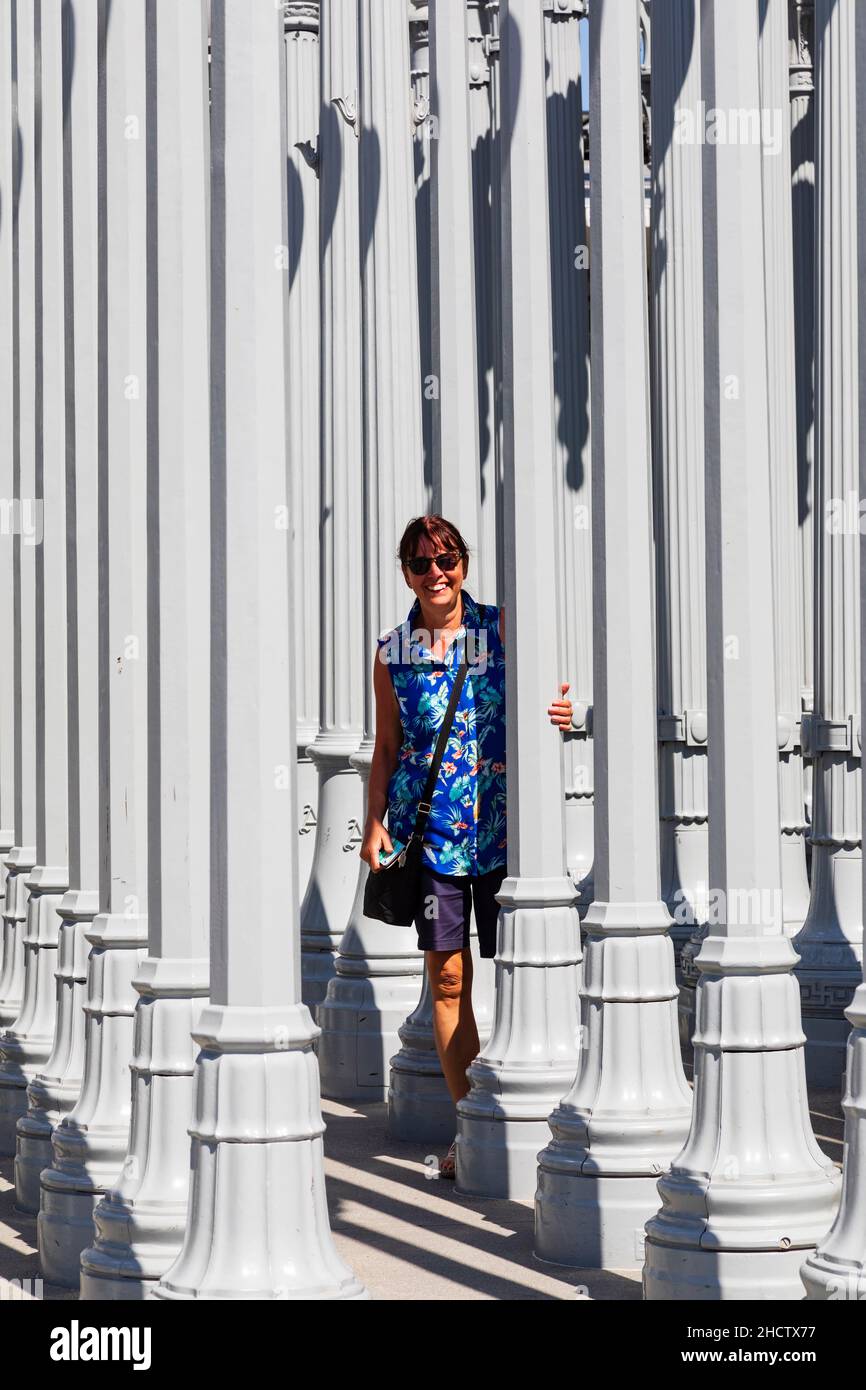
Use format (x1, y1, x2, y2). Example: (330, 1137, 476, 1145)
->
(535, 0, 690, 1265)
(16, 0, 100, 1217)
(285, 1, 321, 901)
(8, 0, 77, 1205)
(793, 0, 862, 1089)
(299, 0, 364, 1009)
(79, 0, 211, 1299)
(467, 0, 499, 1040)
(387, 0, 498, 1141)
(316, 0, 427, 1103)
(790, 0, 815, 750)
(545, 0, 593, 908)
(0, 0, 43, 1141)
(409, 1, 433, 482)
(644, 0, 840, 1300)
(429, 0, 481, 559)
(38, 0, 149, 1287)
(0, 0, 38, 1036)
(468, 0, 500, 605)
(481, 0, 505, 603)
(760, 0, 811, 941)
(455, 0, 581, 1201)
(650, 1, 709, 1005)
(154, 0, 363, 1300)
(0, 1, 16, 969)
(802, 0, 866, 1299)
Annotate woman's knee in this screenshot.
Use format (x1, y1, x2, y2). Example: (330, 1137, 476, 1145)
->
(427, 950, 466, 1004)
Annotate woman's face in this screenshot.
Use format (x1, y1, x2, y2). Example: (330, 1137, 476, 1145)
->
(403, 533, 467, 618)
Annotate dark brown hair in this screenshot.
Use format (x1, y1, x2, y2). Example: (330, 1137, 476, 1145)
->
(397, 515, 469, 569)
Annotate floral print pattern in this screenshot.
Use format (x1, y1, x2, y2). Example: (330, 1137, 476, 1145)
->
(378, 590, 507, 876)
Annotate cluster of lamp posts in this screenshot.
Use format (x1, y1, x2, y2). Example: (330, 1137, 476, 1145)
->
(0, 0, 863, 1302)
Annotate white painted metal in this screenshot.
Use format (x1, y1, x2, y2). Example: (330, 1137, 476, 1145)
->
(39, 0, 149, 1288)
(644, 0, 841, 1301)
(11, 0, 79, 1209)
(430, 0, 481, 562)
(285, 2, 322, 903)
(793, 0, 862, 1091)
(299, 0, 364, 1011)
(467, 0, 500, 606)
(410, 1, 433, 488)
(651, 1, 708, 1006)
(545, 0, 594, 913)
(760, 0, 811, 941)
(0, 0, 43, 1145)
(803, 0, 866, 1293)
(0, 0, 16, 965)
(79, 0, 211, 1299)
(455, 0, 581, 1202)
(535, 0, 691, 1269)
(17, 0, 102, 1218)
(385, 0, 492, 1146)
(153, 0, 363, 1300)
(316, 0, 426, 1103)
(790, 0, 815, 731)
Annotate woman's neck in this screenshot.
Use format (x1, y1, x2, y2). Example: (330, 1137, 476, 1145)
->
(417, 590, 465, 645)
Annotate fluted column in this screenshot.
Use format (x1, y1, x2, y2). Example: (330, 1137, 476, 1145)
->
(644, 0, 840, 1300)
(454, 0, 581, 1201)
(316, 0, 427, 1102)
(299, 0, 364, 1009)
(803, 6, 866, 1285)
(535, 0, 690, 1266)
(793, 0, 862, 1089)
(15, 0, 101, 1217)
(468, 0, 499, 605)
(386, 0, 494, 1142)
(5, 0, 71, 1195)
(790, 0, 815, 733)
(79, 0, 211, 1299)
(0, 0, 38, 1036)
(154, 0, 363, 1301)
(650, 1, 708, 1007)
(482, 0, 505, 604)
(800, 0, 866, 1278)
(285, 1, 321, 902)
(760, 0, 811, 942)
(409, 2, 433, 485)
(545, 0, 593, 909)
(0, 4, 16, 966)
(38, 0, 149, 1287)
(429, 0, 481, 558)
(0, 0, 70, 1160)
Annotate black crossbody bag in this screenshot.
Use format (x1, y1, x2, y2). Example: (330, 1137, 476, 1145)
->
(363, 657, 470, 928)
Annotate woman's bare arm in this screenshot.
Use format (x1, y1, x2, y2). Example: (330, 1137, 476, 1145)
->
(361, 651, 404, 870)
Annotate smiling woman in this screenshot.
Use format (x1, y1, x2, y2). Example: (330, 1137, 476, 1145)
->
(359, 514, 574, 1178)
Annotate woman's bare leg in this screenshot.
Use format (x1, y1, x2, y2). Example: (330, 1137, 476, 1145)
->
(426, 947, 480, 1104)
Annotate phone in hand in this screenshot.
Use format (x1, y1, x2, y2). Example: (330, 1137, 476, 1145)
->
(378, 840, 406, 869)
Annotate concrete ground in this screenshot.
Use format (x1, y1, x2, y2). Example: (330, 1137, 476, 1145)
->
(0, 1076, 845, 1302)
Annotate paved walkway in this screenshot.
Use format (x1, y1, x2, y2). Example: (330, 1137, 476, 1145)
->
(0, 1083, 844, 1301)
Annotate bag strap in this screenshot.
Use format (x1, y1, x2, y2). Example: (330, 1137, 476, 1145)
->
(409, 657, 470, 845)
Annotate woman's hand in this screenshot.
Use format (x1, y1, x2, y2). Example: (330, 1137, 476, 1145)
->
(548, 682, 573, 731)
(361, 817, 394, 873)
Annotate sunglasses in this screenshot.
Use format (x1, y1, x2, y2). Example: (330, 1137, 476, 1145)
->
(405, 551, 464, 577)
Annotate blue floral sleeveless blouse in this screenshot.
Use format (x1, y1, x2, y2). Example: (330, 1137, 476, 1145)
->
(378, 590, 507, 877)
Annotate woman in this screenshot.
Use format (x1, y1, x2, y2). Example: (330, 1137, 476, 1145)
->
(360, 516, 573, 1178)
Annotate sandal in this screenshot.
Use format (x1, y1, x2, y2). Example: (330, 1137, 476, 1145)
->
(440, 1140, 457, 1180)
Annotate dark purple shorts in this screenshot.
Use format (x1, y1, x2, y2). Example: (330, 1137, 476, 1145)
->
(414, 864, 507, 959)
